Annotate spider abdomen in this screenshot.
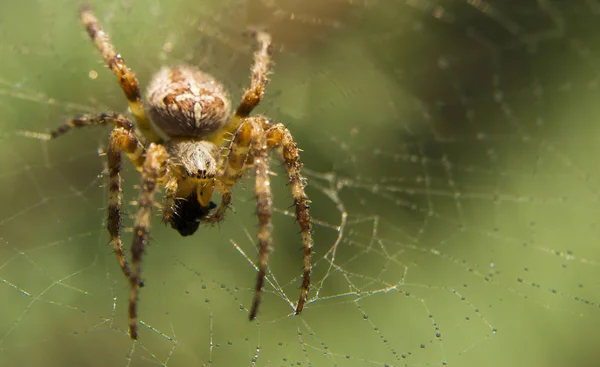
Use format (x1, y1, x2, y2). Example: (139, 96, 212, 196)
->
(146, 65, 231, 138)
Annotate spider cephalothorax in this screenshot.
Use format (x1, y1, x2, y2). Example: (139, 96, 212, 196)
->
(33, 6, 315, 340)
(165, 138, 219, 236)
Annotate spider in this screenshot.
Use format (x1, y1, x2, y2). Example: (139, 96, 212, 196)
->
(34, 6, 314, 339)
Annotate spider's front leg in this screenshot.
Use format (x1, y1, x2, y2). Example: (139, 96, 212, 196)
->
(128, 143, 168, 340)
(80, 6, 161, 143)
(212, 30, 272, 147)
(108, 126, 147, 281)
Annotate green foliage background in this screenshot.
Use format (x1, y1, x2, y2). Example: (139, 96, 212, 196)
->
(2, 1, 600, 366)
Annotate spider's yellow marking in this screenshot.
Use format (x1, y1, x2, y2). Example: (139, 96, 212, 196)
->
(209, 115, 242, 147)
(197, 183, 215, 207)
(219, 121, 254, 186)
(128, 101, 161, 143)
(111, 127, 146, 171)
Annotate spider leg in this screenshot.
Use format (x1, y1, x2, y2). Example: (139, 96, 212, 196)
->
(265, 123, 313, 315)
(216, 116, 313, 318)
(18, 112, 133, 140)
(129, 143, 168, 340)
(236, 118, 273, 321)
(213, 30, 272, 146)
(80, 7, 161, 143)
(205, 188, 232, 224)
(27, 112, 148, 283)
(108, 127, 147, 283)
(235, 31, 272, 118)
(161, 175, 179, 224)
(216, 116, 273, 319)
(205, 140, 246, 224)
(208, 120, 258, 224)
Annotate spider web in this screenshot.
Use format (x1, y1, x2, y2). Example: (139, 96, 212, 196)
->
(1, 0, 599, 366)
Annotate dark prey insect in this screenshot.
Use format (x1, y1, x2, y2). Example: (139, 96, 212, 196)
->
(27, 6, 314, 340)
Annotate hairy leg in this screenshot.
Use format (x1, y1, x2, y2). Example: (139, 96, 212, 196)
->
(23, 113, 148, 286)
(213, 30, 272, 146)
(235, 30, 273, 118)
(244, 119, 273, 320)
(19, 112, 133, 140)
(216, 116, 313, 318)
(209, 118, 258, 224)
(215, 116, 273, 318)
(205, 188, 232, 224)
(266, 123, 313, 315)
(107, 127, 147, 282)
(128, 143, 168, 339)
(161, 175, 179, 224)
(80, 6, 160, 143)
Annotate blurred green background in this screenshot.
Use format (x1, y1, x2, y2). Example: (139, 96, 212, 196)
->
(2, 0, 600, 366)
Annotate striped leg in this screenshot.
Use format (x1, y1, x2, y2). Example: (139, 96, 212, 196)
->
(266, 123, 313, 315)
(160, 175, 179, 224)
(108, 127, 147, 285)
(18, 112, 134, 140)
(242, 119, 273, 321)
(205, 188, 232, 224)
(216, 116, 313, 318)
(209, 118, 258, 224)
(128, 143, 168, 340)
(234, 31, 272, 118)
(213, 30, 272, 146)
(80, 6, 161, 143)
(26, 113, 146, 286)
(215, 117, 273, 319)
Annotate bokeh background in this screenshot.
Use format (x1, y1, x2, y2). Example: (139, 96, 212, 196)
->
(2, 0, 600, 366)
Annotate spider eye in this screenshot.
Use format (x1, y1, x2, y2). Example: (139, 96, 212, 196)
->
(169, 195, 217, 236)
(197, 169, 209, 179)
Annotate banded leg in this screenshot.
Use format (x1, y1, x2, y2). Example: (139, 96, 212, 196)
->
(215, 30, 273, 145)
(107, 127, 146, 282)
(235, 30, 273, 118)
(244, 119, 273, 320)
(80, 6, 161, 143)
(18, 112, 133, 140)
(205, 188, 232, 224)
(25, 113, 145, 285)
(161, 176, 179, 224)
(210, 117, 258, 224)
(216, 117, 273, 319)
(266, 123, 313, 315)
(129, 143, 168, 339)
